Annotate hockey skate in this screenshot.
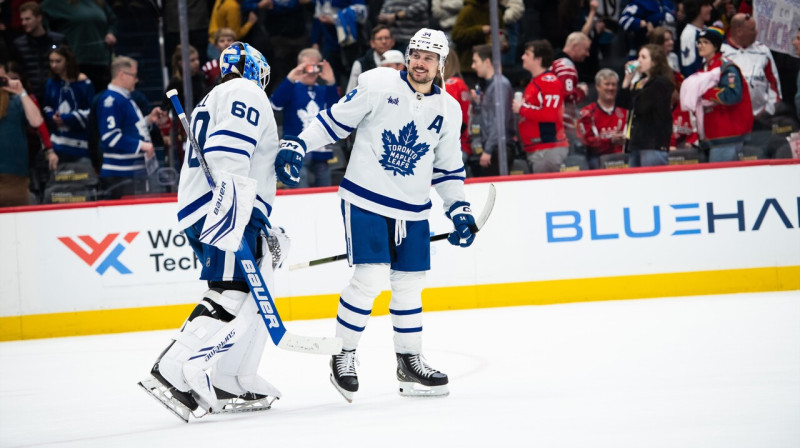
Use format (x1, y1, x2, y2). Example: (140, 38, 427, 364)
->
(138, 363, 202, 423)
(212, 375, 282, 414)
(396, 353, 449, 397)
(330, 349, 359, 403)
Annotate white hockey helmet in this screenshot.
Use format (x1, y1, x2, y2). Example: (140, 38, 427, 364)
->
(219, 42, 271, 90)
(405, 28, 449, 67)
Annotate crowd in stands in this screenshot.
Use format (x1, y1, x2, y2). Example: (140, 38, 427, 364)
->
(0, 0, 799, 207)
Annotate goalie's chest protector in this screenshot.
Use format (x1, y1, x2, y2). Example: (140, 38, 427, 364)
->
(339, 71, 454, 221)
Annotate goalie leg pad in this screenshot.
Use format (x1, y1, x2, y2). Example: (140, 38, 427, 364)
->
(147, 289, 249, 414)
(389, 270, 426, 355)
(335, 263, 389, 350)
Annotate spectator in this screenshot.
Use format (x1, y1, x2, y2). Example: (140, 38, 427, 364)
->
(346, 24, 396, 92)
(451, 0, 504, 85)
(42, 45, 94, 171)
(432, 0, 462, 36)
(263, 0, 312, 95)
(0, 63, 44, 207)
(794, 28, 800, 122)
(4, 60, 56, 200)
(650, 26, 679, 72)
(721, 13, 781, 119)
(621, 43, 674, 167)
(686, 27, 752, 162)
(207, 0, 258, 61)
(41, 0, 118, 94)
(552, 32, 590, 153)
(201, 28, 237, 88)
(163, 45, 208, 111)
(513, 40, 569, 173)
(619, 0, 676, 58)
(679, 0, 712, 77)
(96, 56, 166, 199)
(11, 1, 65, 103)
(271, 48, 339, 187)
(442, 48, 472, 168)
(161, 0, 209, 69)
(310, 0, 367, 90)
(577, 69, 627, 169)
(469, 43, 513, 176)
(380, 49, 406, 70)
(377, 0, 428, 51)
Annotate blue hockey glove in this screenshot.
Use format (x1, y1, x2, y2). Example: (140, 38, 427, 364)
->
(446, 201, 476, 247)
(275, 136, 306, 187)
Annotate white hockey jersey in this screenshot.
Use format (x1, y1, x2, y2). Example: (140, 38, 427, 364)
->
(298, 67, 467, 221)
(177, 78, 279, 229)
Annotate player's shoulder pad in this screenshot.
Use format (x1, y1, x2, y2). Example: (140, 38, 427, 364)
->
(357, 66, 399, 89)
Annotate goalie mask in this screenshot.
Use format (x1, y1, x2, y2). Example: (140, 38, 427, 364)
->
(219, 42, 271, 90)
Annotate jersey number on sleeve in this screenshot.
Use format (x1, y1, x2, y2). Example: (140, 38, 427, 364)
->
(544, 94, 560, 108)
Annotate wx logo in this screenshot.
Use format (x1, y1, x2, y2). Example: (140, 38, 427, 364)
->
(58, 232, 139, 275)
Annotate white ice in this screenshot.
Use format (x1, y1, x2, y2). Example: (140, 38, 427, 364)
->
(1, 291, 799, 448)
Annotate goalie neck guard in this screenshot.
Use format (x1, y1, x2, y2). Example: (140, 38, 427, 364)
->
(219, 42, 271, 90)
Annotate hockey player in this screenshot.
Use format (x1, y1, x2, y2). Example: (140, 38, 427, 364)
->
(139, 42, 285, 422)
(275, 28, 475, 401)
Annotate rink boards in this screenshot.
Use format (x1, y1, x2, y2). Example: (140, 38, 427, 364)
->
(1, 160, 798, 340)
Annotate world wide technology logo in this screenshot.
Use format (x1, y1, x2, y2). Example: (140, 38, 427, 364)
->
(58, 232, 139, 275)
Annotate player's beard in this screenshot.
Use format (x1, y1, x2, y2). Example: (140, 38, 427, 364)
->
(409, 65, 435, 85)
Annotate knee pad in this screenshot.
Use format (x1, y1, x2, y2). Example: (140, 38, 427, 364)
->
(342, 263, 390, 305)
(389, 270, 425, 309)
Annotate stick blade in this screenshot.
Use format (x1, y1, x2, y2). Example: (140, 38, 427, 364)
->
(277, 333, 343, 355)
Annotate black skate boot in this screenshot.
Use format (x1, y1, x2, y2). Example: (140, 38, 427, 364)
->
(396, 353, 449, 397)
(137, 361, 199, 423)
(330, 349, 358, 402)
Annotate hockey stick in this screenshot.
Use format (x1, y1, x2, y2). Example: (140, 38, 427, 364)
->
(289, 183, 497, 271)
(166, 89, 342, 355)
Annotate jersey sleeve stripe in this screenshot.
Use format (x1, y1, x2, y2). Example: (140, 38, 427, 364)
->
(433, 166, 465, 175)
(209, 129, 257, 146)
(255, 195, 273, 216)
(204, 146, 251, 158)
(431, 175, 465, 185)
(316, 114, 342, 141)
(340, 178, 432, 212)
(325, 108, 354, 133)
(178, 191, 213, 221)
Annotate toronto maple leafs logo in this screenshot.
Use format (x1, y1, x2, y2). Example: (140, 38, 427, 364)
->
(387, 96, 399, 105)
(380, 121, 430, 176)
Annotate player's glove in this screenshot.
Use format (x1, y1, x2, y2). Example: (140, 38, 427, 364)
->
(446, 201, 476, 247)
(275, 135, 306, 187)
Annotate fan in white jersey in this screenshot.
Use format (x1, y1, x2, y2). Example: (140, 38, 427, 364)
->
(139, 42, 285, 422)
(275, 28, 476, 401)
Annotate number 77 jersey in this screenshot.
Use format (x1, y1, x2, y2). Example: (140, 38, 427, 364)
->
(176, 77, 279, 230)
(517, 70, 569, 153)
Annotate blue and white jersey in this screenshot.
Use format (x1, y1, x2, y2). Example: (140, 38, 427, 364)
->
(298, 67, 466, 221)
(43, 77, 94, 159)
(97, 84, 151, 177)
(680, 23, 704, 77)
(177, 77, 279, 230)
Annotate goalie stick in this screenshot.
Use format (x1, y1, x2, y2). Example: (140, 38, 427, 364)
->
(289, 183, 497, 271)
(166, 89, 342, 356)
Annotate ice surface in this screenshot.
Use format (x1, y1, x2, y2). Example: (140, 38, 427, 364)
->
(1, 291, 799, 448)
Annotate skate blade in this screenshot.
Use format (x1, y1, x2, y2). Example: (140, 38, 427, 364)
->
(213, 396, 278, 414)
(398, 381, 449, 398)
(138, 377, 192, 423)
(329, 374, 355, 403)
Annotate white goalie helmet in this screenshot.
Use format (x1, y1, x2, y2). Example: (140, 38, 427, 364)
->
(405, 28, 449, 67)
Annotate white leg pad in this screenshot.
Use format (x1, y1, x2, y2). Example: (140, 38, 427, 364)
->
(389, 270, 426, 354)
(336, 263, 389, 350)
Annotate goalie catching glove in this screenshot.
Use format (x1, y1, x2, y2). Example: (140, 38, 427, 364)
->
(446, 201, 476, 247)
(275, 136, 306, 187)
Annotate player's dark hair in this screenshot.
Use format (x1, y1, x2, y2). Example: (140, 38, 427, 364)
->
(525, 40, 554, 68)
